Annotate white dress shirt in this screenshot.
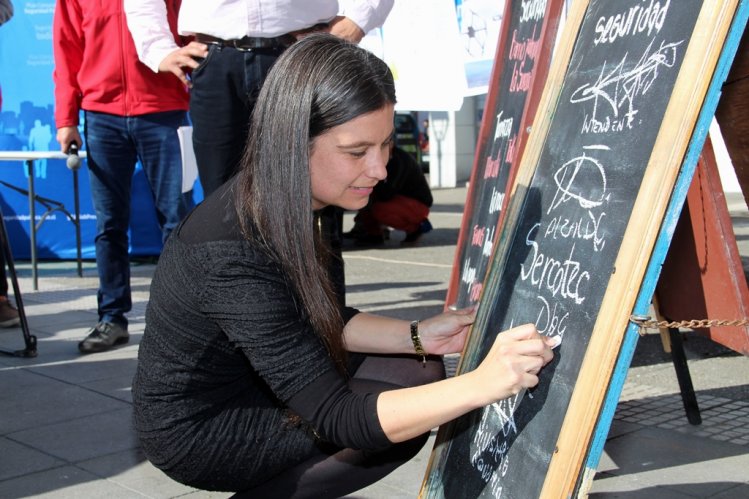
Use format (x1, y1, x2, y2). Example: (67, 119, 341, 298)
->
(125, 0, 394, 72)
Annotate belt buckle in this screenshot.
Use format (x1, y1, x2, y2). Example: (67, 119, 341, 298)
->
(231, 39, 254, 52)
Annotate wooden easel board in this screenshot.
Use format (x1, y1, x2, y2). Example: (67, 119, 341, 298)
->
(656, 135, 749, 355)
(421, 0, 743, 497)
(445, 0, 563, 309)
(580, 4, 748, 491)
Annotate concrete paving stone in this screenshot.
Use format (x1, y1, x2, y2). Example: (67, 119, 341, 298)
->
(709, 482, 749, 498)
(601, 419, 643, 441)
(0, 436, 64, 481)
(80, 374, 135, 404)
(19, 289, 99, 318)
(596, 426, 749, 489)
(589, 481, 721, 498)
(668, 479, 749, 498)
(613, 392, 749, 446)
(0, 465, 147, 499)
(76, 447, 216, 499)
(0, 324, 93, 363)
(0, 365, 50, 398)
(24, 310, 101, 336)
(178, 492, 233, 498)
(8, 407, 138, 462)
(0, 371, 130, 434)
(3, 345, 140, 386)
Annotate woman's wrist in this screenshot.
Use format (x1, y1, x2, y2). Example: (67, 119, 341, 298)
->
(410, 320, 427, 366)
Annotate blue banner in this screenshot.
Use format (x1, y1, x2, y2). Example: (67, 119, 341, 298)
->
(0, 0, 165, 259)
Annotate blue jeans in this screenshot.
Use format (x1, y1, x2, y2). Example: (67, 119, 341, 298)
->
(189, 45, 283, 196)
(84, 110, 190, 327)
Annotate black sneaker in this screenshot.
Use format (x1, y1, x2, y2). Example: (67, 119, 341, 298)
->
(403, 219, 433, 244)
(78, 322, 129, 354)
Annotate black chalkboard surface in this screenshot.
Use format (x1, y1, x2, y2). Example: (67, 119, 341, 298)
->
(446, 0, 562, 309)
(422, 0, 740, 497)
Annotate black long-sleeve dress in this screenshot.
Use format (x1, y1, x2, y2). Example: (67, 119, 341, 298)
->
(133, 179, 389, 491)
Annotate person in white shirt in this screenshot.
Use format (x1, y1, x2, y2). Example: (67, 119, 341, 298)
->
(125, 0, 394, 196)
(125, 1, 393, 309)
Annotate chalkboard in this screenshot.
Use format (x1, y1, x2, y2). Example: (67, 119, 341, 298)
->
(446, 0, 562, 309)
(422, 0, 742, 497)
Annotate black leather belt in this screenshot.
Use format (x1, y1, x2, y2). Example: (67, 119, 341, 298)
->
(195, 24, 329, 52)
(195, 33, 295, 51)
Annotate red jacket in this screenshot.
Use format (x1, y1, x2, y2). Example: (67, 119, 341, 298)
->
(53, 0, 189, 128)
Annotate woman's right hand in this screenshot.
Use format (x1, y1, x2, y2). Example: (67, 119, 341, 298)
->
(469, 323, 556, 406)
(377, 323, 557, 443)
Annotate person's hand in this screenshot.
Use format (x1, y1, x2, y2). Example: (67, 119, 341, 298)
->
(158, 41, 209, 87)
(56, 126, 82, 154)
(417, 307, 476, 355)
(469, 324, 556, 405)
(326, 16, 366, 44)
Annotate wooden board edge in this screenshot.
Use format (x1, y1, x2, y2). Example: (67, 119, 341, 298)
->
(444, 0, 517, 309)
(577, 1, 749, 493)
(461, 0, 593, 370)
(541, 1, 742, 495)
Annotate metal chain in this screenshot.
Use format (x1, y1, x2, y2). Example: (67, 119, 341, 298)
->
(629, 316, 749, 336)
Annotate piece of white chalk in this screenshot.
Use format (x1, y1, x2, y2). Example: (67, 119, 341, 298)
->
(549, 335, 562, 349)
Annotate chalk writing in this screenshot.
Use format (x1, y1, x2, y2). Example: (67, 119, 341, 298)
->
(521, 226, 590, 305)
(489, 187, 505, 215)
(593, 0, 670, 45)
(472, 225, 486, 247)
(509, 26, 542, 63)
(536, 295, 569, 338)
(520, 0, 548, 23)
(545, 211, 607, 252)
(494, 112, 514, 141)
(549, 147, 610, 213)
(470, 393, 523, 497)
(484, 156, 500, 179)
(429, 1, 705, 498)
(483, 226, 495, 257)
(454, 2, 549, 310)
(572, 37, 684, 131)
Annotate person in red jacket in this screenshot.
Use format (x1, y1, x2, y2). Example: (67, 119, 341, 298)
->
(53, 0, 191, 354)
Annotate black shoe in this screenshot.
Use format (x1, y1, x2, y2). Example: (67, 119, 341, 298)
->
(403, 219, 433, 245)
(353, 233, 385, 247)
(78, 322, 129, 354)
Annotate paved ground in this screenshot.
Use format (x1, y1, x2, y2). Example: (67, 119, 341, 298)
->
(0, 185, 747, 498)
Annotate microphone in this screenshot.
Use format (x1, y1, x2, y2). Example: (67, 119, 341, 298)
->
(66, 143, 81, 171)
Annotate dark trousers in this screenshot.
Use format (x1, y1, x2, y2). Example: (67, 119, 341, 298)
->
(189, 44, 284, 196)
(85, 110, 190, 326)
(234, 354, 446, 499)
(190, 44, 345, 305)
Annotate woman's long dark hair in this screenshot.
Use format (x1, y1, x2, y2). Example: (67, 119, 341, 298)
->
(236, 34, 396, 372)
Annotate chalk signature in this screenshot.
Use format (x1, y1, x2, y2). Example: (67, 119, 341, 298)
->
(549, 147, 609, 214)
(570, 38, 683, 127)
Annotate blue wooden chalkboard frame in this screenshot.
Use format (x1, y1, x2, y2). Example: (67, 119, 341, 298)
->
(579, 0, 749, 493)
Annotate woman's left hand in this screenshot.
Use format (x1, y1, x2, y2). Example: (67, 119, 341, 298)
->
(417, 307, 476, 355)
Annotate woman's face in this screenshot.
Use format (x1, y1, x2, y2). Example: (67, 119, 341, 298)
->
(309, 104, 395, 211)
